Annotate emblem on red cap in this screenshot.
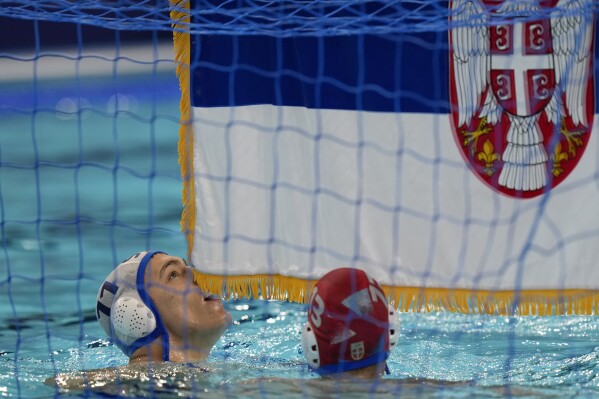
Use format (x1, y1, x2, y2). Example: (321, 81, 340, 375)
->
(351, 342, 365, 360)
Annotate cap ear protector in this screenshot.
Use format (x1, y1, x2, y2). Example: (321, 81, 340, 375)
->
(301, 321, 321, 369)
(388, 304, 400, 350)
(301, 303, 399, 374)
(111, 296, 157, 339)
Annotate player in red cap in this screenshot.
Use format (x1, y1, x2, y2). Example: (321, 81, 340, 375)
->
(301, 267, 399, 378)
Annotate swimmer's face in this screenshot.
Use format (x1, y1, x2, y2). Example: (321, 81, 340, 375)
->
(144, 253, 232, 346)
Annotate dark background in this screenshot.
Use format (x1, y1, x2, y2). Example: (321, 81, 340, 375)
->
(0, 16, 172, 51)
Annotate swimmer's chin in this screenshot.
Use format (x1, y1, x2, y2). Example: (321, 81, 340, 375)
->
(224, 311, 233, 327)
(44, 376, 56, 387)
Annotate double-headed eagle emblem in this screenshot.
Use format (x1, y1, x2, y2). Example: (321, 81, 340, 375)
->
(450, 0, 594, 197)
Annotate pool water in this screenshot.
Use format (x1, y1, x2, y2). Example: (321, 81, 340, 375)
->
(2, 72, 599, 398)
(5, 305, 599, 398)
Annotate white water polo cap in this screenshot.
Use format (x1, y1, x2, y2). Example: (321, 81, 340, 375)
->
(96, 251, 170, 360)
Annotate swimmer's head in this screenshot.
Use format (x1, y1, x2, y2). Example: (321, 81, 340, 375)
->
(96, 251, 231, 363)
(96, 251, 170, 360)
(301, 268, 399, 376)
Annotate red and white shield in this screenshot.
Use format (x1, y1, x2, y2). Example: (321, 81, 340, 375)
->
(490, 20, 556, 117)
(351, 341, 365, 360)
(449, 0, 594, 198)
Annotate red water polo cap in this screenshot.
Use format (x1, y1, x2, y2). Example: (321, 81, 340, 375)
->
(302, 268, 391, 374)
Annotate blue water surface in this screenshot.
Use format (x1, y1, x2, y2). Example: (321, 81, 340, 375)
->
(1, 72, 599, 398)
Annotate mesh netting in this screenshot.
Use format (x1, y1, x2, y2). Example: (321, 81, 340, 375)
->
(1, 0, 596, 36)
(2, 0, 599, 397)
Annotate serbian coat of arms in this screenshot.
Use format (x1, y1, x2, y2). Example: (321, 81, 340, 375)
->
(350, 341, 365, 360)
(449, 0, 594, 198)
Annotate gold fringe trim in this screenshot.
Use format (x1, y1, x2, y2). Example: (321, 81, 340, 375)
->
(191, 270, 317, 302)
(170, 0, 195, 260)
(387, 286, 599, 315)
(191, 270, 599, 315)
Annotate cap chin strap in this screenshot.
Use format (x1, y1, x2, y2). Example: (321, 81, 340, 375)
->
(316, 350, 390, 376)
(135, 251, 170, 361)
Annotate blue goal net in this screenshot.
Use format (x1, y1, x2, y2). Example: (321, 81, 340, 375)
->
(2, 1, 599, 398)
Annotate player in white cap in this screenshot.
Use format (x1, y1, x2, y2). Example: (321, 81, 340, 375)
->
(96, 251, 232, 363)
